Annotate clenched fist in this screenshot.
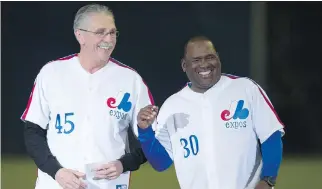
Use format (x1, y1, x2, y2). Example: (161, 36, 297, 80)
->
(137, 105, 159, 129)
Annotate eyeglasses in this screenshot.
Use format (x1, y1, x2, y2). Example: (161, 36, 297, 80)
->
(78, 28, 119, 38)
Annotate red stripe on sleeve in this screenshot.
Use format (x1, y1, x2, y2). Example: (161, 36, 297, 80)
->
(21, 83, 36, 120)
(257, 86, 285, 127)
(142, 80, 155, 105)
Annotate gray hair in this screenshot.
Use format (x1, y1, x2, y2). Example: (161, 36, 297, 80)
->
(73, 4, 114, 32)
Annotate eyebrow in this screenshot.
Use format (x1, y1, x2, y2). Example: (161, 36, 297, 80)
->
(191, 56, 203, 59)
(95, 27, 116, 32)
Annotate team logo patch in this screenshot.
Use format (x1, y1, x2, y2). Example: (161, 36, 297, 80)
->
(220, 100, 249, 129)
(116, 184, 127, 189)
(107, 92, 132, 120)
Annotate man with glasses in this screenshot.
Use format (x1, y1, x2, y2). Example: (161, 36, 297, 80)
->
(22, 4, 152, 189)
(137, 36, 284, 189)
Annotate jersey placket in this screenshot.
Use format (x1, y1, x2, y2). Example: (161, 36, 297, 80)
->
(81, 75, 97, 163)
(201, 94, 220, 189)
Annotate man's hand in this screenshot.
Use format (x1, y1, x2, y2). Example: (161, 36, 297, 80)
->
(137, 105, 158, 129)
(255, 180, 272, 189)
(92, 160, 124, 180)
(55, 168, 86, 189)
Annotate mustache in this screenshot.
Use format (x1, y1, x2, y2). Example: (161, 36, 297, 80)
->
(98, 43, 114, 49)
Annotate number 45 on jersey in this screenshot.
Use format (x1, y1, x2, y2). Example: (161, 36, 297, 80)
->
(54, 112, 75, 134)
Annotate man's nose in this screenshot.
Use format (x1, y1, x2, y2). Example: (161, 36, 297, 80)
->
(199, 58, 209, 67)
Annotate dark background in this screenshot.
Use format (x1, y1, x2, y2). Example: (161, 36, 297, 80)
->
(2, 2, 322, 155)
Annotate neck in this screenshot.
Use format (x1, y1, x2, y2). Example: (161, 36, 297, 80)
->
(78, 50, 109, 74)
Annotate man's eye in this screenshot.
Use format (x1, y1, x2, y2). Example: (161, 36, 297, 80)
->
(206, 56, 215, 60)
(95, 31, 105, 36)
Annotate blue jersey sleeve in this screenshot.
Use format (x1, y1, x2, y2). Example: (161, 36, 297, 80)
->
(138, 126, 173, 171)
(260, 130, 283, 179)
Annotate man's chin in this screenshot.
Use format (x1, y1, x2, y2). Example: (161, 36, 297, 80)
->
(197, 77, 215, 85)
(98, 52, 112, 62)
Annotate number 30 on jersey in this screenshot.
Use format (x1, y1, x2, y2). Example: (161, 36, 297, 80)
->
(55, 112, 75, 134)
(180, 135, 199, 158)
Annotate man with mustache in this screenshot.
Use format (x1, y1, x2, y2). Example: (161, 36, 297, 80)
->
(137, 36, 284, 189)
(22, 4, 152, 189)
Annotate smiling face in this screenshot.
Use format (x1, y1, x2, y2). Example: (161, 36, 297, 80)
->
(182, 39, 221, 93)
(75, 12, 117, 65)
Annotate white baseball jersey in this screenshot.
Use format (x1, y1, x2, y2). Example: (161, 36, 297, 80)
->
(154, 74, 285, 189)
(21, 54, 154, 189)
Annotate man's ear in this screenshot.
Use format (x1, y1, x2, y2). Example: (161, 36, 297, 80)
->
(181, 58, 186, 72)
(75, 30, 85, 45)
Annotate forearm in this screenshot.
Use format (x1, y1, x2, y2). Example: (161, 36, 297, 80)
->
(24, 121, 62, 179)
(137, 126, 173, 172)
(118, 147, 147, 172)
(260, 130, 283, 179)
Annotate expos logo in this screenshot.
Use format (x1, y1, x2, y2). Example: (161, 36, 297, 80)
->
(220, 100, 249, 129)
(107, 92, 132, 120)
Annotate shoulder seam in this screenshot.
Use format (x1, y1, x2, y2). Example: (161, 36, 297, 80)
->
(109, 57, 138, 74)
(222, 73, 259, 86)
(47, 53, 78, 64)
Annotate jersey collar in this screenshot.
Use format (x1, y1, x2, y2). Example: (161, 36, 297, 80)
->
(181, 75, 227, 100)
